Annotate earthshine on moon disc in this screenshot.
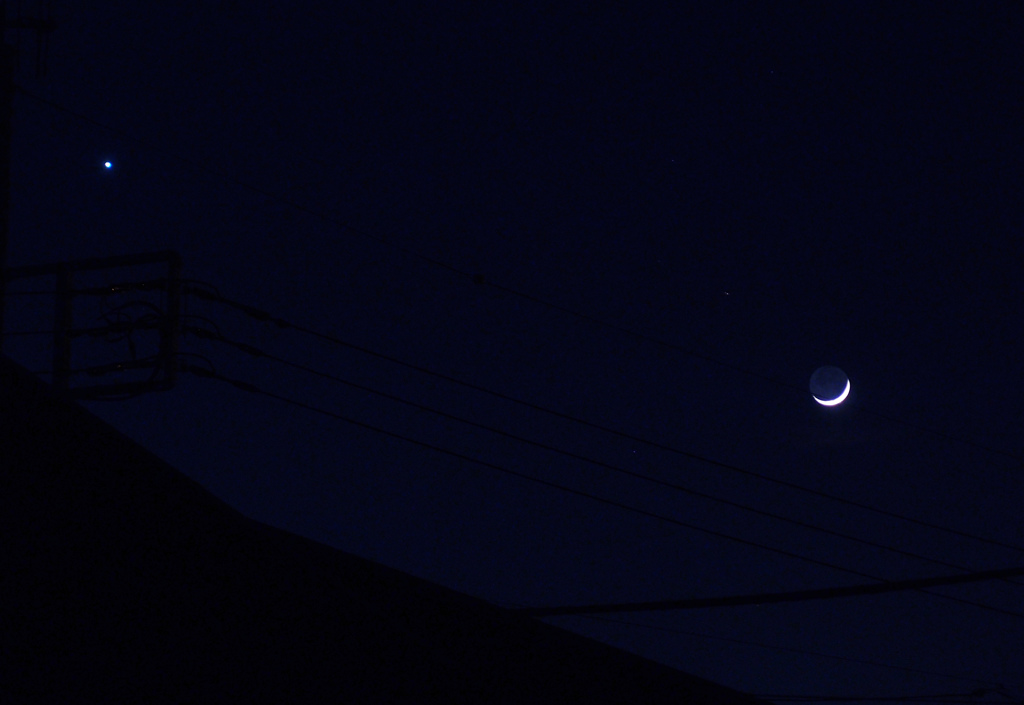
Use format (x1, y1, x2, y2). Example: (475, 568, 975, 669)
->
(810, 366, 850, 406)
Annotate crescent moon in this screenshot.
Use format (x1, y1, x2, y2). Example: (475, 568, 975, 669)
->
(813, 378, 850, 406)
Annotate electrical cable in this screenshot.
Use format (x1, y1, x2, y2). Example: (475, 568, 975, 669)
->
(1, 318, 166, 340)
(761, 696, 991, 700)
(176, 360, 1024, 620)
(18, 280, 1014, 610)
(511, 564, 1024, 616)
(756, 690, 999, 702)
(180, 284, 1024, 557)
(175, 362, 878, 579)
(1, 329, 53, 336)
(18, 86, 1022, 469)
(544, 613, 1018, 690)
(761, 696, 999, 700)
(77, 356, 162, 377)
(183, 324, 1024, 589)
(761, 701, 987, 704)
(18, 66, 1022, 699)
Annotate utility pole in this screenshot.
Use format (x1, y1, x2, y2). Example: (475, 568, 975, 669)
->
(0, 8, 179, 400)
(0, 3, 56, 342)
(0, 13, 15, 342)
(5, 251, 183, 399)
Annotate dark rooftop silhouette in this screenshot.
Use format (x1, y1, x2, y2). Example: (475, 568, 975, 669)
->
(1, 354, 770, 704)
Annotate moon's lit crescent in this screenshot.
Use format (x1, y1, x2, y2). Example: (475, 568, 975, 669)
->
(813, 378, 850, 406)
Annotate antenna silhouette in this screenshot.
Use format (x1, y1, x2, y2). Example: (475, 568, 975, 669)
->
(2, 1, 55, 77)
(0, 1, 56, 340)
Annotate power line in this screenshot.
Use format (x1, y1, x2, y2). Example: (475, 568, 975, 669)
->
(177, 361, 1024, 620)
(15, 272, 1019, 612)
(7, 262, 1016, 565)
(181, 284, 1024, 558)
(1, 328, 52, 336)
(500, 590, 1022, 692)
(18, 86, 1022, 469)
(184, 323, 1024, 590)
(511, 564, 1024, 616)
(762, 699, 989, 704)
(761, 696, 999, 700)
(761, 701, 987, 704)
(20, 87, 1024, 614)
(175, 361, 879, 579)
(22, 61, 1015, 705)
(2, 320, 166, 339)
(755, 689, 1012, 703)
(543, 613, 1017, 690)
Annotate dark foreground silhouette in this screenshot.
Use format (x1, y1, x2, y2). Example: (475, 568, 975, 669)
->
(1, 355, 766, 704)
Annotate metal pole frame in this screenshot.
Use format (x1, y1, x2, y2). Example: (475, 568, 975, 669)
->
(4, 250, 183, 399)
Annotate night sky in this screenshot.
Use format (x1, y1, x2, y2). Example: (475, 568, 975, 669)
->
(5, 2, 1024, 699)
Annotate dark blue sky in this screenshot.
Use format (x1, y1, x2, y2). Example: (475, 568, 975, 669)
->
(5, 2, 1024, 698)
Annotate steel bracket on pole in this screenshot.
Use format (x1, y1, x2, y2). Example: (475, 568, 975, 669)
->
(3, 251, 182, 399)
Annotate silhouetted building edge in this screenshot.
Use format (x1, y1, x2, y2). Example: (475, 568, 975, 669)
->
(1, 355, 771, 704)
